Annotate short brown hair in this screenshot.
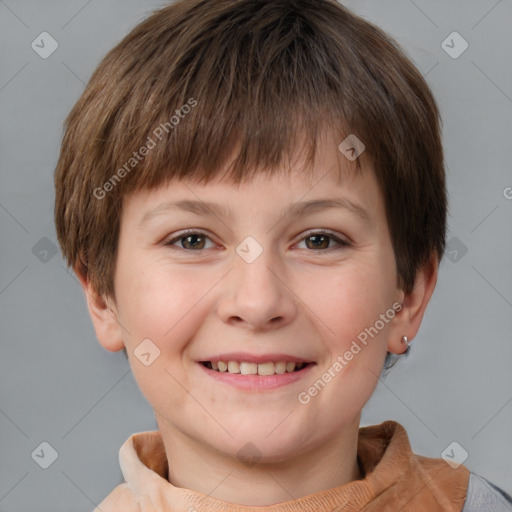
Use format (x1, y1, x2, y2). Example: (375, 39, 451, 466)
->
(54, 0, 447, 369)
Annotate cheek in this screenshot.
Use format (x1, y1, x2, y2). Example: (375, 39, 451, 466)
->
(116, 259, 213, 351)
(114, 262, 207, 407)
(116, 264, 163, 340)
(306, 260, 393, 357)
(295, 264, 393, 432)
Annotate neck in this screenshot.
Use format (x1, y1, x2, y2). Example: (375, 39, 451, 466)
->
(155, 413, 363, 506)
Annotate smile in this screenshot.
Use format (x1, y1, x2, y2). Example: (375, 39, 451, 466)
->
(198, 360, 315, 390)
(200, 360, 311, 375)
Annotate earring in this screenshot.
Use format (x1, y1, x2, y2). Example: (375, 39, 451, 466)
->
(401, 336, 411, 355)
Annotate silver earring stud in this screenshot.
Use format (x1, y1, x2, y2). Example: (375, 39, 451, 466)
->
(401, 335, 411, 355)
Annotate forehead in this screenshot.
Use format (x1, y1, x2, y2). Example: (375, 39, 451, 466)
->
(123, 146, 383, 231)
(118, 121, 378, 214)
(132, 127, 373, 197)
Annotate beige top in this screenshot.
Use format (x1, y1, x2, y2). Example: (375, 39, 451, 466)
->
(94, 420, 470, 511)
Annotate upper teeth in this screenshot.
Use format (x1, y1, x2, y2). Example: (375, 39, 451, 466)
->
(210, 361, 304, 375)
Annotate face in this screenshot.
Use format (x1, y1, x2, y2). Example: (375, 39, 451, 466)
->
(110, 140, 405, 462)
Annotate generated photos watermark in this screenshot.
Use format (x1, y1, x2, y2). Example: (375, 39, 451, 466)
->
(93, 97, 197, 200)
(297, 301, 403, 405)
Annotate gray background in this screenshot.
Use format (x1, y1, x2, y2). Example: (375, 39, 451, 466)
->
(1, 0, 511, 510)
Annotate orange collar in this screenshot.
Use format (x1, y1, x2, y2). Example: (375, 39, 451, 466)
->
(117, 420, 470, 511)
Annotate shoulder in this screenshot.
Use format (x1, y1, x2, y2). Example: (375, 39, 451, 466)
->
(92, 483, 140, 512)
(462, 472, 512, 512)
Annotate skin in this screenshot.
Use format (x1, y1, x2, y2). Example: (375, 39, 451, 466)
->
(78, 135, 438, 506)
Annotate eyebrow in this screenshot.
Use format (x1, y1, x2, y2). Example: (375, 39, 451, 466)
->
(139, 198, 371, 227)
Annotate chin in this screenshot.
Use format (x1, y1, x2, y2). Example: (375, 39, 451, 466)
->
(215, 423, 311, 464)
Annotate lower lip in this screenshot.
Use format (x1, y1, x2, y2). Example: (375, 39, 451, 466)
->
(197, 362, 316, 390)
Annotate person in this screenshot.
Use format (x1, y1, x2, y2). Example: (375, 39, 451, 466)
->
(53, 0, 512, 510)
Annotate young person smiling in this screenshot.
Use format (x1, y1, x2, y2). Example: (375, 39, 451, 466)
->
(54, 0, 512, 510)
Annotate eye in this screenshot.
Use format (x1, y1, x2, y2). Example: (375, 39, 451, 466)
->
(297, 230, 351, 251)
(164, 230, 215, 251)
(164, 229, 350, 252)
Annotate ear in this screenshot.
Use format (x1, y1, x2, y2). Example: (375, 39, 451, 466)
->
(74, 264, 125, 352)
(387, 253, 439, 354)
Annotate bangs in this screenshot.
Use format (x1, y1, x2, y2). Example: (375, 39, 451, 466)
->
(87, 0, 377, 199)
(55, 0, 446, 306)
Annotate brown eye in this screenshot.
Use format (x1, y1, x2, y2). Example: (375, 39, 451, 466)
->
(180, 233, 205, 250)
(165, 230, 214, 250)
(305, 234, 330, 249)
(299, 230, 350, 251)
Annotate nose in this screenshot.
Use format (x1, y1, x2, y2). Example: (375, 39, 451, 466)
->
(216, 242, 297, 332)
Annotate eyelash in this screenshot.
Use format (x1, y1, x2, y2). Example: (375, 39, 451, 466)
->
(163, 229, 351, 253)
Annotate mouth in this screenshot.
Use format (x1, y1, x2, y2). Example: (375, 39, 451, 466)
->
(200, 360, 313, 376)
(196, 353, 317, 390)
